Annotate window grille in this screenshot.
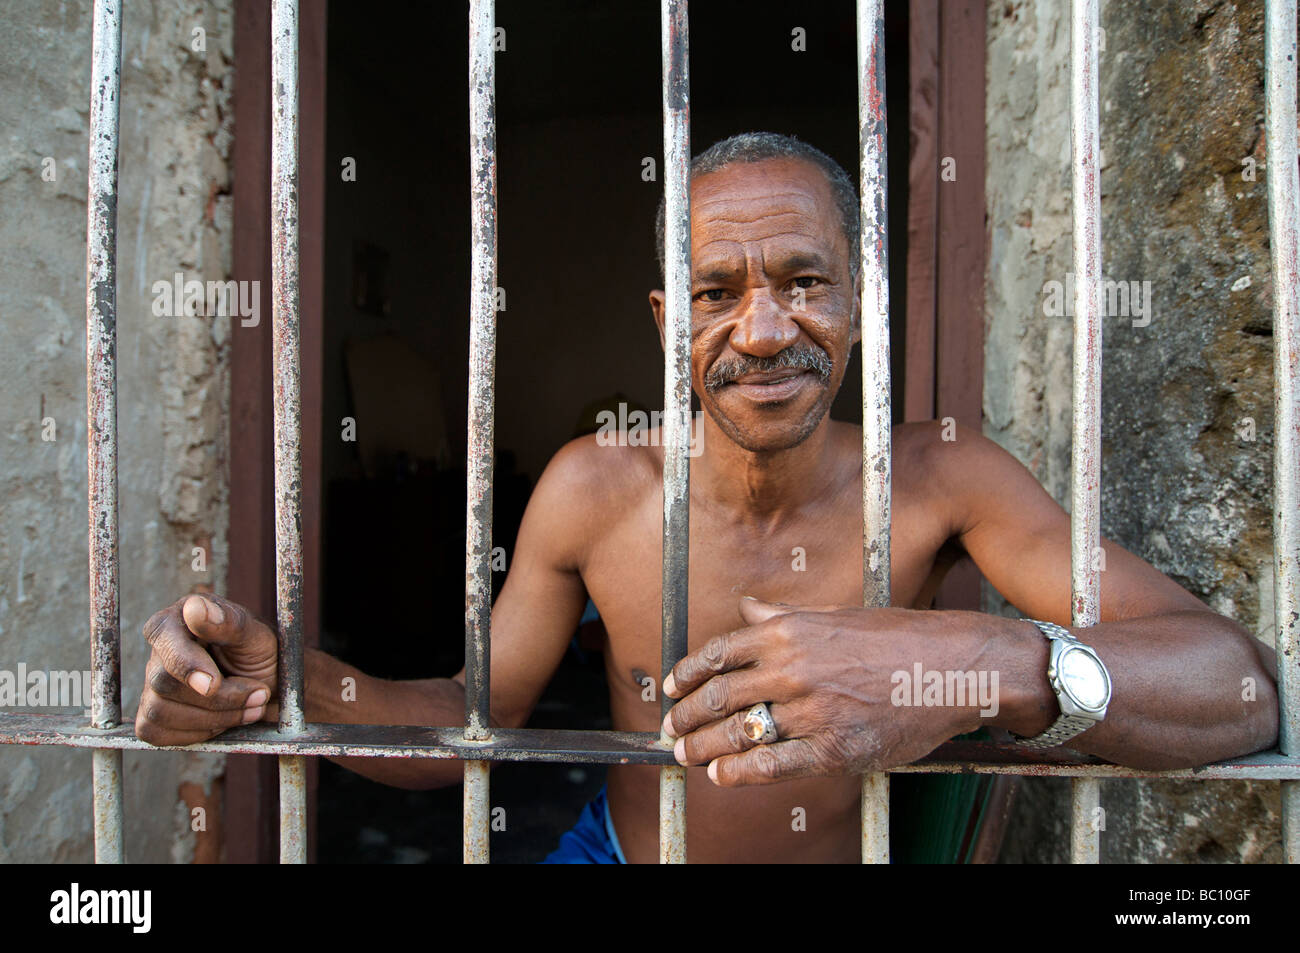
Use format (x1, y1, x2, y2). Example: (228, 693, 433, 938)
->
(0, 0, 1296, 865)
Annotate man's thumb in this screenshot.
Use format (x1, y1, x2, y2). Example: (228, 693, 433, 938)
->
(738, 596, 794, 625)
(739, 596, 855, 625)
(182, 593, 250, 645)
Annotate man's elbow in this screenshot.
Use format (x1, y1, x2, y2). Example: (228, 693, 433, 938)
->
(1176, 667, 1279, 770)
(1240, 672, 1280, 757)
(1195, 622, 1281, 764)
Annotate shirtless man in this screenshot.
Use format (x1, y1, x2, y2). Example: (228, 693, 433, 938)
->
(134, 133, 1279, 863)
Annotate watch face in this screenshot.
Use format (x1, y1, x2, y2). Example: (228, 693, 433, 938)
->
(1059, 647, 1109, 710)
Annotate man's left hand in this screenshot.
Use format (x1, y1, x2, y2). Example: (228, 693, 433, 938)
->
(662, 597, 992, 786)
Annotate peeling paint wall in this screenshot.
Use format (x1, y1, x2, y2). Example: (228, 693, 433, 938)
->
(986, 0, 1282, 862)
(0, 0, 233, 862)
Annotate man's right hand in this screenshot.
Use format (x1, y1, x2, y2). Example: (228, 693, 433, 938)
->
(134, 593, 279, 746)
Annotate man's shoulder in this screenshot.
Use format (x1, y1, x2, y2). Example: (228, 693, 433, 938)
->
(866, 420, 1016, 522)
(825, 419, 990, 475)
(535, 433, 660, 515)
(890, 419, 996, 472)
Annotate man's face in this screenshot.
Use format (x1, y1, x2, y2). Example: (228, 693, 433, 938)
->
(651, 157, 861, 454)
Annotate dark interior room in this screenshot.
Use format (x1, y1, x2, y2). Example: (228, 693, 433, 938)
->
(317, 0, 909, 863)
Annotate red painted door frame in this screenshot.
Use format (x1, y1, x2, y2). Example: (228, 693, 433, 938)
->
(906, 0, 986, 614)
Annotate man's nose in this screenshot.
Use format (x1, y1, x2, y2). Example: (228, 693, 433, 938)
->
(728, 287, 800, 358)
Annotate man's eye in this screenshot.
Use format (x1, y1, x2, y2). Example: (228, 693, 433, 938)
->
(695, 289, 727, 302)
(792, 277, 819, 290)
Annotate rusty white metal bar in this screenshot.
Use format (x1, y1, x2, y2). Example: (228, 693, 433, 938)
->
(1070, 773, 1101, 862)
(464, 0, 497, 865)
(85, 0, 124, 866)
(1069, 0, 1103, 866)
(463, 760, 490, 863)
(658, 0, 690, 866)
(1266, 0, 1300, 865)
(857, 0, 891, 865)
(10, 713, 1300, 777)
(278, 755, 306, 862)
(270, 0, 306, 865)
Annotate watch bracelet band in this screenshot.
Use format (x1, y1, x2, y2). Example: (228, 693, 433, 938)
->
(1016, 712, 1096, 749)
(1014, 618, 1099, 749)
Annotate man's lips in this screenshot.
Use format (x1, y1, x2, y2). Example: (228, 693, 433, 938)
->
(731, 368, 806, 385)
(724, 369, 814, 401)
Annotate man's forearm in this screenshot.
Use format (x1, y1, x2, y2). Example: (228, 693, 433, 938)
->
(978, 609, 1278, 769)
(300, 647, 471, 789)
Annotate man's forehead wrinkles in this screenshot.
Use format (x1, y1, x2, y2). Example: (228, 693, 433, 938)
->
(694, 190, 821, 223)
(695, 231, 829, 275)
(697, 214, 819, 237)
(697, 225, 818, 248)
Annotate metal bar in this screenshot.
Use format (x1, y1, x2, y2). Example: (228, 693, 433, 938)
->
(463, 760, 490, 863)
(1069, 0, 1103, 866)
(1285, 782, 1300, 864)
(270, 0, 306, 864)
(857, 0, 891, 865)
(1266, 0, 1300, 864)
(1071, 776, 1101, 862)
(464, 0, 498, 864)
(91, 751, 122, 863)
(278, 754, 306, 863)
(85, 0, 124, 865)
(658, 0, 691, 866)
(659, 765, 687, 864)
(860, 772, 889, 863)
(9, 714, 1300, 778)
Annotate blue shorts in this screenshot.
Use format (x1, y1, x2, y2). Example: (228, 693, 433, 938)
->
(540, 785, 628, 864)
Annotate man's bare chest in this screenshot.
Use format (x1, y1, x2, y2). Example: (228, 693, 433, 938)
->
(580, 489, 949, 727)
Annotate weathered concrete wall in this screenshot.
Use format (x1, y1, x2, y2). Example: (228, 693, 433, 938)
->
(0, 0, 233, 861)
(986, 0, 1282, 862)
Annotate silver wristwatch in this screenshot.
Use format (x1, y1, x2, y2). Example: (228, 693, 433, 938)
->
(1014, 619, 1112, 749)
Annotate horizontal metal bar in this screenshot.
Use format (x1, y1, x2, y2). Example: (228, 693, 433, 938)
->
(0, 714, 678, 764)
(901, 745, 1300, 780)
(5, 714, 1298, 779)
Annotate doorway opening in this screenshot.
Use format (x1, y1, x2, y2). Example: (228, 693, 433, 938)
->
(316, 0, 909, 862)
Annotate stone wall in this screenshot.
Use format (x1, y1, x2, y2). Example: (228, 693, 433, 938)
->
(0, 0, 234, 862)
(986, 0, 1282, 862)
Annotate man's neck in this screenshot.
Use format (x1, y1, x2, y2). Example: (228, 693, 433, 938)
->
(690, 414, 847, 527)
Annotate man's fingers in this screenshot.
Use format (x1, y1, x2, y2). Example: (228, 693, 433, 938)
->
(706, 737, 825, 786)
(663, 669, 772, 738)
(673, 699, 815, 766)
(134, 687, 268, 747)
(143, 608, 223, 697)
(181, 593, 263, 647)
(664, 600, 858, 699)
(663, 629, 760, 699)
(146, 660, 269, 710)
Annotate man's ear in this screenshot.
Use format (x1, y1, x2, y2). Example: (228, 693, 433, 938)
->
(649, 289, 667, 349)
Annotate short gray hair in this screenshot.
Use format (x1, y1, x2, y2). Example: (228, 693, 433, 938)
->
(654, 131, 860, 284)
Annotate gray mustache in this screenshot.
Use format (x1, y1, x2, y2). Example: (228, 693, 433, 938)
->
(704, 345, 833, 393)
